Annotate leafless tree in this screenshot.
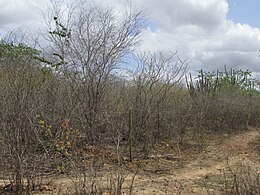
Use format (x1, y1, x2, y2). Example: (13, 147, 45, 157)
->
(129, 51, 188, 155)
(43, 0, 146, 143)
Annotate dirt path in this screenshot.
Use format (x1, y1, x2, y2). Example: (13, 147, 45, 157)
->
(132, 128, 260, 194)
(176, 129, 260, 179)
(2, 129, 259, 194)
(40, 128, 260, 194)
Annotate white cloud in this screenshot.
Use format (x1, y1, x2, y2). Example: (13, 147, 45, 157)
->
(0, 0, 260, 76)
(131, 0, 260, 76)
(138, 0, 228, 31)
(0, 0, 47, 26)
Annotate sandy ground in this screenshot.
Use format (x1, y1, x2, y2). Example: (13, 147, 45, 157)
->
(132, 128, 260, 194)
(1, 128, 260, 195)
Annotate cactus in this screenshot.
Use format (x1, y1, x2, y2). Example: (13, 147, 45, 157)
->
(128, 107, 133, 162)
(186, 66, 258, 102)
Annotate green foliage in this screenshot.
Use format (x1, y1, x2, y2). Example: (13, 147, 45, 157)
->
(185, 66, 260, 132)
(33, 17, 70, 71)
(49, 16, 71, 39)
(0, 40, 39, 59)
(216, 66, 257, 91)
(187, 66, 259, 100)
(33, 55, 64, 71)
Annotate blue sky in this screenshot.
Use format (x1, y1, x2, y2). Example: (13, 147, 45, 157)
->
(0, 0, 260, 77)
(228, 0, 260, 28)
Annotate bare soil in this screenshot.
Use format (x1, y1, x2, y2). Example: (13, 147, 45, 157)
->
(126, 128, 260, 194)
(1, 128, 260, 195)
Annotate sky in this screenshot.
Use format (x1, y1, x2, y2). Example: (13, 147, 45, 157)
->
(0, 0, 260, 77)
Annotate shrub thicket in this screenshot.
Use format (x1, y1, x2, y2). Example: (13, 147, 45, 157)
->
(0, 1, 260, 193)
